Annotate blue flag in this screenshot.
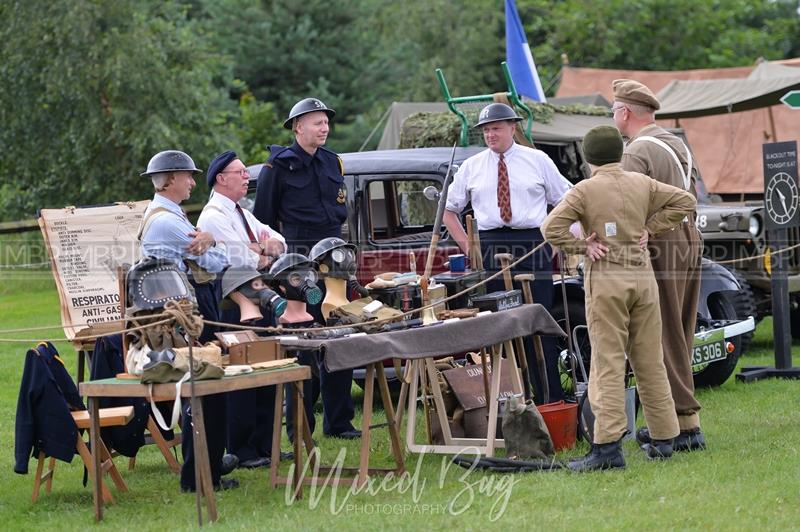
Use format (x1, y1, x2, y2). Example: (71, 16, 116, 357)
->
(505, 0, 546, 102)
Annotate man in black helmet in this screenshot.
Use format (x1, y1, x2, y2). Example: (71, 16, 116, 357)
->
(138, 149, 238, 492)
(253, 98, 360, 440)
(442, 103, 572, 404)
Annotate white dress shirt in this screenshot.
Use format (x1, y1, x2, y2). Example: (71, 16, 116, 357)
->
(198, 191, 286, 269)
(446, 143, 572, 231)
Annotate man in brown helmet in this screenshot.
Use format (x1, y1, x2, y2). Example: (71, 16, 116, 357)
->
(612, 79, 706, 452)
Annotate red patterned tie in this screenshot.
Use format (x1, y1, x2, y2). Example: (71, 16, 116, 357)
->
(235, 204, 258, 244)
(497, 153, 512, 224)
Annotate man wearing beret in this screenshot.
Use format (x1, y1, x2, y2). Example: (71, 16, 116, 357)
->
(542, 125, 695, 470)
(443, 102, 573, 404)
(612, 79, 706, 452)
(198, 151, 288, 468)
(253, 97, 360, 440)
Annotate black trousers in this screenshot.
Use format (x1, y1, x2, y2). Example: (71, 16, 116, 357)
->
(479, 227, 564, 403)
(181, 279, 226, 489)
(221, 307, 279, 462)
(282, 223, 357, 437)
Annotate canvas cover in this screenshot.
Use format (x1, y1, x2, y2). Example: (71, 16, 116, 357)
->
(556, 59, 800, 195)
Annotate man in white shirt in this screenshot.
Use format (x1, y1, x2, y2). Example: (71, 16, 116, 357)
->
(198, 150, 287, 469)
(443, 103, 572, 403)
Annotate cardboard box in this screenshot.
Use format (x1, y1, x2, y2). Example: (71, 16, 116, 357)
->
(215, 330, 279, 365)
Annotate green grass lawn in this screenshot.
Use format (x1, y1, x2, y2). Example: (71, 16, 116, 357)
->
(1, 272, 799, 530)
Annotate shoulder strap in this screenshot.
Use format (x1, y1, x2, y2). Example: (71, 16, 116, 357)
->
(631, 136, 692, 191)
(136, 207, 172, 242)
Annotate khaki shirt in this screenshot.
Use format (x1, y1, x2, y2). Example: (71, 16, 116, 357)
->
(622, 124, 699, 203)
(541, 163, 696, 266)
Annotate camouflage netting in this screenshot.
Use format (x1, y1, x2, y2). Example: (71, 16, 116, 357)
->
(400, 102, 611, 149)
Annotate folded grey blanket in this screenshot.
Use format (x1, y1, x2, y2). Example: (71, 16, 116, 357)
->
(281, 304, 565, 372)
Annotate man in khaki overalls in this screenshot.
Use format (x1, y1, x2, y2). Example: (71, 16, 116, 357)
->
(542, 126, 695, 471)
(612, 79, 706, 451)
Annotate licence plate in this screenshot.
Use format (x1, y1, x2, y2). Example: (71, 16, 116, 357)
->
(691, 329, 726, 366)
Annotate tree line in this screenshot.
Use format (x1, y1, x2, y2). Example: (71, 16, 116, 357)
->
(1, 0, 797, 221)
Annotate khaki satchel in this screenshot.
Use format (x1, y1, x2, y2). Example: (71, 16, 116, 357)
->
(141, 347, 224, 430)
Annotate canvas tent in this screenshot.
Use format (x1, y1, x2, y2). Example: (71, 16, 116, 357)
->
(556, 59, 800, 196)
(376, 99, 613, 150)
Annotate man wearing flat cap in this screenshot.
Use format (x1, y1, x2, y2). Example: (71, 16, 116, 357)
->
(612, 79, 707, 452)
(199, 151, 288, 469)
(542, 125, 695, 471)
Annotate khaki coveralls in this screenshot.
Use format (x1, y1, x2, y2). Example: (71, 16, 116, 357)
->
(622, 124, 704, 431)
(542, 163, 696, 443)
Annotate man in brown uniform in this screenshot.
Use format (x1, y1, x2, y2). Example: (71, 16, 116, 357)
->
(542, 126, 695, 471)
(612, 79, 706, 451)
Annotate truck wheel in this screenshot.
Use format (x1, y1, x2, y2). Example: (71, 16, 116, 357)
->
(693, 291, 743, 388)
(724, 268, 756, 354)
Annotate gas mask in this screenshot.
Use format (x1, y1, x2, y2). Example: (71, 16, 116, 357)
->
(221, 267, 287, 323)
(126, 257, 197, 350)
(309, 237, 358, 281)
(268, 253, 323, 305)
(126, 257, 197, 317)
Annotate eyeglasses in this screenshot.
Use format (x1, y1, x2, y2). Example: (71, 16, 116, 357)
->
(220, 169, 250, 177)
(611, 105, 628, 114)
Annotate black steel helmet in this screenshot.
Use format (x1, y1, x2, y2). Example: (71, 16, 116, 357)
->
(268, 253, 318, 277)
(283, 98, 336, 130)
(473, 103, 523, 128)
(140, 150, 202, 177)
(221, 267, 264, 301)
(308, 237, 356, 263)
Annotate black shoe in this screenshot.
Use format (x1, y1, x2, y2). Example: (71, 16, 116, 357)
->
(221, 453, 239, 475)
(326, 429, 362, 440)
(568, 440, 625, 472)
(180, 478, 240, 493)
(278, 451, 294, 462)
(642, 439, 674, 460)
(637, 427, 706, 452)
(239, 456, 271, 469)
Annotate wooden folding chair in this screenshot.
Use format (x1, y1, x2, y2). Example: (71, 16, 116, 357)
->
(32, 406, 135, 504)
(127, 416, 182, 473)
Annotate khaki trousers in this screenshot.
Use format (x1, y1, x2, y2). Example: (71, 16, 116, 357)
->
(649, 223, 702, 430)
(585, 261, 679, 443)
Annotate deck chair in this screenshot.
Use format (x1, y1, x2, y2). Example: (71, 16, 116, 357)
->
(32, 406, 135, 503)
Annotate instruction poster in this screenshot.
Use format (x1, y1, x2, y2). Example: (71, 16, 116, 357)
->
(38, 201, 149, 341)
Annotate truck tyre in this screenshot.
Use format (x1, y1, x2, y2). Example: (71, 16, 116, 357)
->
(724, 268, 756, 355)
(693, 291, 743, 388)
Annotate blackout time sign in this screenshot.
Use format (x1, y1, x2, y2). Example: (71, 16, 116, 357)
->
(763, 141, 799, 231)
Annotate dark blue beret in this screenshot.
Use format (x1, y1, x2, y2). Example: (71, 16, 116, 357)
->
(206, 150, 237, 188)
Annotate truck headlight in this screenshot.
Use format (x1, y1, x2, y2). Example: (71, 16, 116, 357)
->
(748, 215, 761, 237)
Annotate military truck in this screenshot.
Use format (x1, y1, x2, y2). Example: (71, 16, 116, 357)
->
(693, 178, 799, 341)
(244, 114, 754, 388)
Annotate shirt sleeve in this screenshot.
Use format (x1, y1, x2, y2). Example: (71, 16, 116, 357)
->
(250, 214, 287, 253)
(540, 155, 573, 206)
(199, 208, 260, 270)
(445, 163, 470, 213)
(541, 187, 587, 254)
(146, 214, 229, 273)
(645, 179, 697, 236)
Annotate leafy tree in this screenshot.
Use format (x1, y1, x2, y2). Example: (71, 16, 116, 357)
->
(520, 0, 800, 87)
(0, 0, 238, 221)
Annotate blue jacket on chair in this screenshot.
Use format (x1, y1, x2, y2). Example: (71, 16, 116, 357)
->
(14, 342, 84, 474)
